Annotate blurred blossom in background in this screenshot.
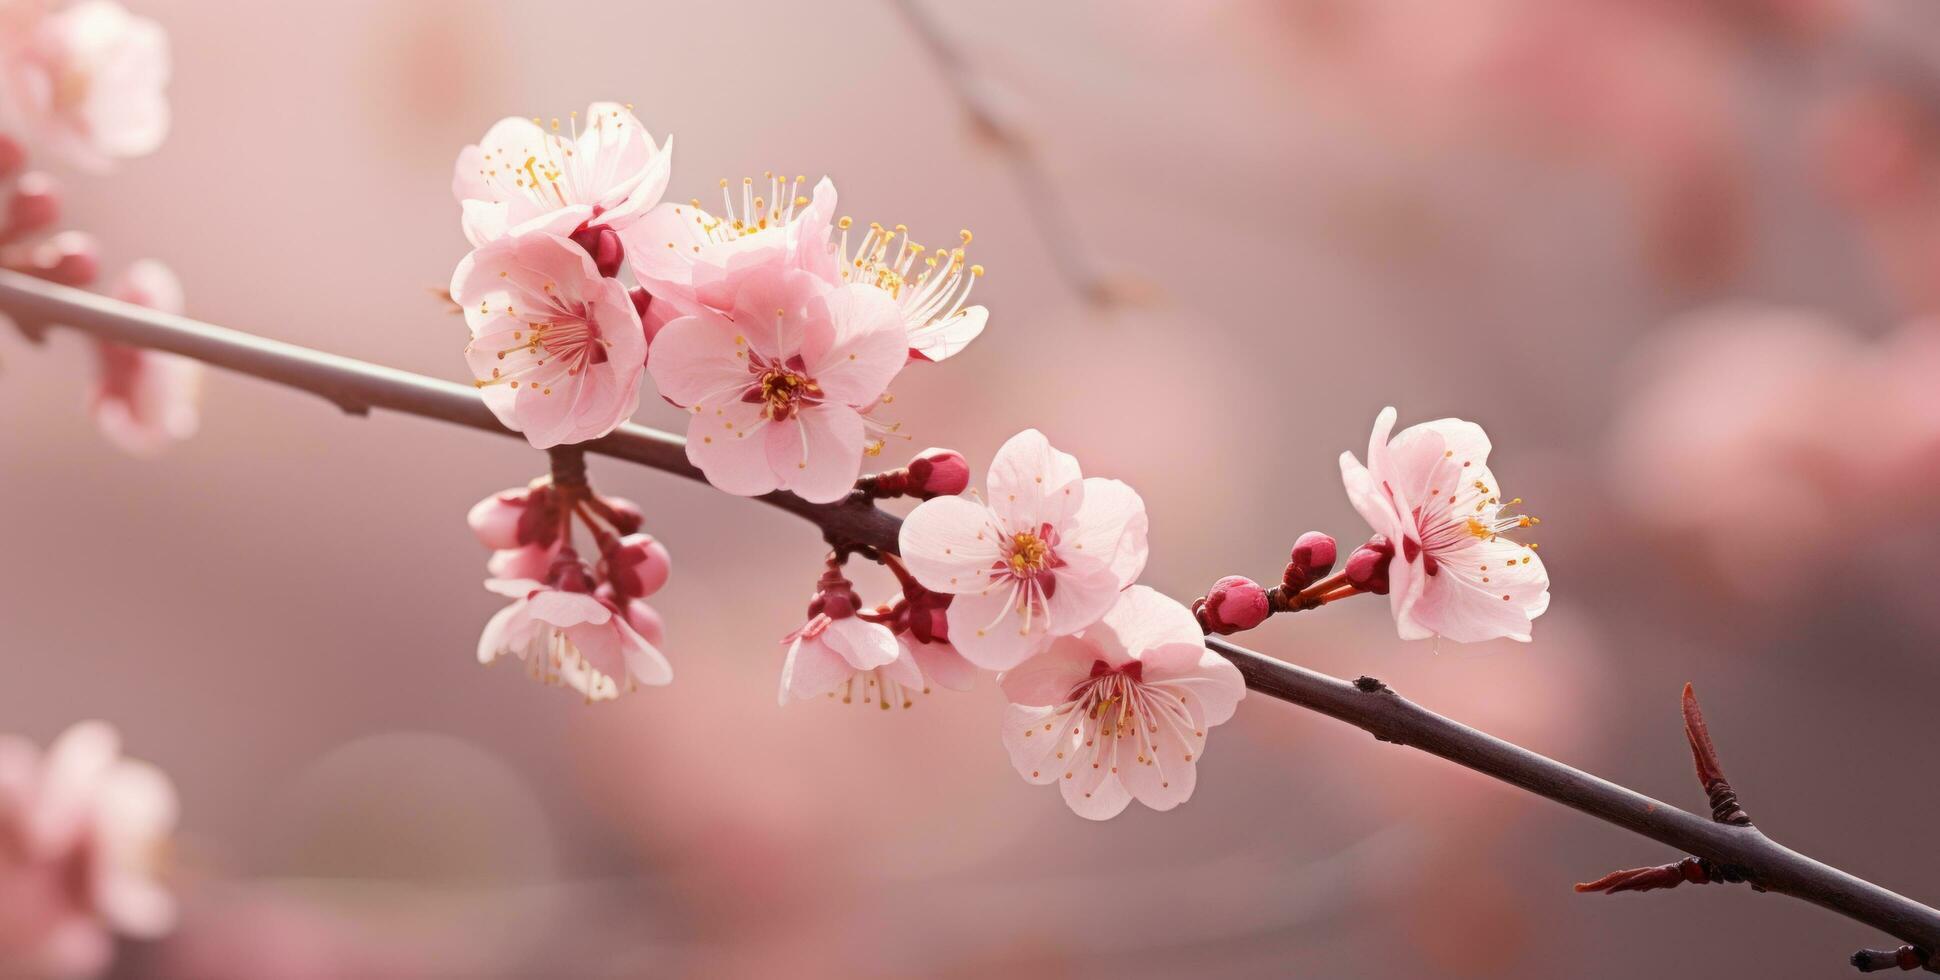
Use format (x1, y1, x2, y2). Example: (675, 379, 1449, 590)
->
(2, 0, 1939, 976)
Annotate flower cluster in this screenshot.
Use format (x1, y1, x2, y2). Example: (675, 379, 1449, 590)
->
(467, 471, 673, 702)
(0, 721, 176, 979)
(449, 104, 988, 501)
(0, 2, 188, 457)
(444, 107, 1553, 823)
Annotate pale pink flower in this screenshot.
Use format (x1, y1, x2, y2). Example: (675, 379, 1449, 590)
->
(885, 584, 977, 694)
(0, 0, 168, 173)
(453, 230, 646, 449)
(623, 173, 839, 317)
(899, 429, 1149, 671)
(829, 220, 988, 362)
(647, 266, 907, 504)
(777, 614, 909, 708)
(0, 720, 177, 979)
(1340, 407, 1549, 643)
(89, 260, 198, 456)
(451, 102, 670, 247)
(478, 554, 671, 702)
(997, 586, 1244, 820)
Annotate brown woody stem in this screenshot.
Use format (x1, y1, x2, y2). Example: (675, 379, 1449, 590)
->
(5, 268, 1938, 971)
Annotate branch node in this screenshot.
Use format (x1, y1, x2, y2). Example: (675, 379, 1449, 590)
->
(1353, 675, 1388, 693)
(1851, 944, 1934, 973)
(1683, 683, 1753, 826)
(547, 446, 588, 490)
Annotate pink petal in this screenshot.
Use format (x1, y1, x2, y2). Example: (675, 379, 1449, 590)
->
(996, 635, 1094, 705)
(907, 639, 978, 691)
(1079, 586, 1202, 664)
(986, 429, 1084, 533)
(524, 590, 611, 628)
(898, 495, 1004, 594)
(908, 305, 987, 363)
(685, 399, 779, 497)
(646, 312, 749, 406)
(778, 633, 852, 704)
(767, 404, 865, 504)
(1404, 537, 1550, 643)
(1039, 549, 1125, 636)
(1066, 477, 1149, 589)
(945, 583, 1043, 670)
(821, 616, 901, 671)
(804, 283, 907, 405)
(476, 602, 524, 664)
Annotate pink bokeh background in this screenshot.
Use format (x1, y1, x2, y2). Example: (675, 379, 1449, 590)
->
(4, 0, 1939, 976)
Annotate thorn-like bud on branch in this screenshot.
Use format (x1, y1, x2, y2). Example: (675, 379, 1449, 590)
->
(5, 172, 60, 241)
(858, 447, 970, 500)
(1575, 856, 1744, 895)
(1194, 576, 1270, 635)
(599, 533, 672, 600)
(1683, 683, 1753, 826)
(1344, 535, 1393, 595)
(1851, 944, 1933, 973)
(1283, 531, 1337, 591)
(569, 225, 625, 279)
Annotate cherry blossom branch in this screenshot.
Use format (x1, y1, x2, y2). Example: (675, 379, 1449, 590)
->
(5, 267, 1938, 971)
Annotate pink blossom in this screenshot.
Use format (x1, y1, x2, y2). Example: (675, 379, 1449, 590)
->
(89, 260, 198, 456)
(777, 613, 908, 708)
(647, 266, 908, 504)
(453, 229, 646, 449)
(1340, 407, 1549, 643)
(997, 586, 1244, 820)
(478, 553, 671, 702)
(898, 429, 1149, 670)
(829, 220, 988, 362)
(0, 720, 177, 978)
(0, 1, 168, 173)
(623, 173, 839, 317)
(451, 102, 670, 247)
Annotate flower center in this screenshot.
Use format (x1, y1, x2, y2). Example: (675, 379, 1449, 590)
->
(1008, 530, 1050, 575)
(742, 351, 823, 422)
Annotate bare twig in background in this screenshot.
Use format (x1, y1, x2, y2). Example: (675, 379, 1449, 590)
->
(887, 0, 1155, 309)
(4, 268, 1938, 972)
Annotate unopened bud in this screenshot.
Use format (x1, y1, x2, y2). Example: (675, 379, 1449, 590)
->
(5, 172, 59, 240)
(904, 447, 970, 498)
(569, 225, 624, 278)
(27, 231, 98, 287)
(600, 494, 645, 534)
(1344, 535, 1393, 596)
(467, 490, 529, 551)
(1199, 575, 1271, 635)
(600, 533, 671, 599)
(547, 550, 597, 593)
(0, 136, 23, 180)
(1283, 531, 1338, 591)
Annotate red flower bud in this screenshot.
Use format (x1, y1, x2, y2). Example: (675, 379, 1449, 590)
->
(904, 447, 970, 498)
(569, 224, 625, 278)
(1283, 531, 1338, 591)
(600, 533, 672, 600)
(1344, 535, 1393, 595)
(1201, 575, 1271, 634)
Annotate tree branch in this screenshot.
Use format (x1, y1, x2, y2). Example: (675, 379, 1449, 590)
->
(5, 267, 1937, 970)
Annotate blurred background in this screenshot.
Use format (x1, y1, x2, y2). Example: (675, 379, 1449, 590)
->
(4, 0, 1940, 976)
